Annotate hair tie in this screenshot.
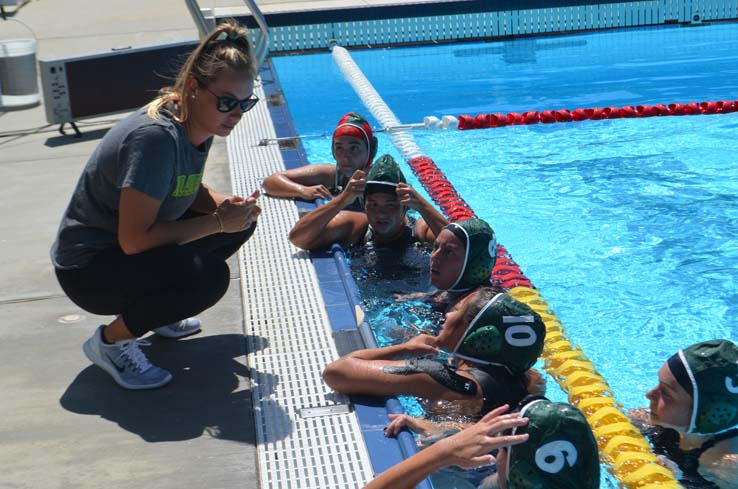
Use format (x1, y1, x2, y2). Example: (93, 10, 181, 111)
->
(214, 30, 247, 43)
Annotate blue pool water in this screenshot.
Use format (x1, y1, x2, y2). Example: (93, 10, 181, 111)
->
(272, 22, 738, 487)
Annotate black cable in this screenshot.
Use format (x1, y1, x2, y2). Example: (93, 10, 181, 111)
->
(0, 118, 121, 139)
(0, 124, 53, 139)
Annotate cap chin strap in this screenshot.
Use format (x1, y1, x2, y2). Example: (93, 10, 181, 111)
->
(452, 352, 512, 373)
(446, 223, 470, 291)
(678, 349, 700, 434)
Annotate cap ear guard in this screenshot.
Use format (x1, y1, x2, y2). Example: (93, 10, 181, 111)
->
(507, 399, 549, 489)
(459, 325, 503, 360)
(445, 222, 470, 291)
(700, 401, 738, 433)
(369, 135, 378, 163)
(507, 459, 547, 489)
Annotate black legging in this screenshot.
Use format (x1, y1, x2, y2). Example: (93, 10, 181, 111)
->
(55, 223, 256, 337)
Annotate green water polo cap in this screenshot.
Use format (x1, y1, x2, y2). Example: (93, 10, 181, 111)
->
(678, 339, 738, 434)
(363, 154, 406, 199)
(507, 399, 600, 489)
(332, 112, 378, 168)
(452, 293, 545, 374)
(444, 218, 497, 291)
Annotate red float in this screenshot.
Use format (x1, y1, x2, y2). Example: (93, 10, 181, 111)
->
(451, 99, 735, 131)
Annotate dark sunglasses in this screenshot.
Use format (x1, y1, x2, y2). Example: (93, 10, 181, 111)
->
(205, 86, 259, 113)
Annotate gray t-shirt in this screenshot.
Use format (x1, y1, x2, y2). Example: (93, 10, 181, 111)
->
(51, 105, 213, 269)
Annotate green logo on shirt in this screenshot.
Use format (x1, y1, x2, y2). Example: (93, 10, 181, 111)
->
(172, 173, 203, 197)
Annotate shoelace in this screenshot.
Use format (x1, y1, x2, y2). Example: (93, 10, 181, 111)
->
(116, 339, 153, 373)
(168, 320, 187, 332)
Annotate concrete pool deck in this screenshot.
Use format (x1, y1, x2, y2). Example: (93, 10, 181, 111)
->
(0, 0, 429, 487)
(0, 2, 251, 488)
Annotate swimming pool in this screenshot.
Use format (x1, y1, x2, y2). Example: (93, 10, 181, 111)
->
(272, 21, 738, 487)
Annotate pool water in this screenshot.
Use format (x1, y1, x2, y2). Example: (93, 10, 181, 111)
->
(272, 21, 738, 488)
(349, 239, 438, 338)
(349, 244, 504, 489)
(347, 239, 442, 411)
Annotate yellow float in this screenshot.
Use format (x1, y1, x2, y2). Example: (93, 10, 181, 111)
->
(508, 286, 682, 488)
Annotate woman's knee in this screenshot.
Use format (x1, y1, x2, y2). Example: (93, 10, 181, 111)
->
(191, 253, 230, 295)
(207, 259, 231, 303)
(238, 221, 258, 243)
(55, 267, 123, 316)
(218, 222, 258, 259)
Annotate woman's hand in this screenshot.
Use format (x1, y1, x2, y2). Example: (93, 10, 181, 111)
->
(299, 184, 332, 201)
(655, 454, 683, 478)
(404, 333, 439, 357)
(229, 189, 259, 206)
(392, 291, 428, 302)
(384, 414, 435, 437)
(438, 405, 529, 469)
(216, 190, 261, 232)
(627, 407, 652, 429)
(337, 169, 366, 206)
(362, 406, 528, 489)
(396, 183, 423, 210)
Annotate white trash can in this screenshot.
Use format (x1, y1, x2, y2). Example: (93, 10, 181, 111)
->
(0, 38, 40, 109)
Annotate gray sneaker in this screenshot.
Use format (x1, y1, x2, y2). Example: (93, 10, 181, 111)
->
(83, 325, 172, 390)
(153, 317, 201, 339)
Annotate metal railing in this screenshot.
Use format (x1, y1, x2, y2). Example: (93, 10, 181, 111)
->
(242, 0, 269, 68)
(212, 0, 738, 53)
(185, 0, 269, 67)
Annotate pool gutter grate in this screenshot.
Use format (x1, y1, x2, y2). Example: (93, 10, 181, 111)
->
(225, 76, 374, 489)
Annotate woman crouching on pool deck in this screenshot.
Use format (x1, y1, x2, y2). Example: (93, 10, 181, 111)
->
(631, 339, 738, 489)
(261, 111, 378, 209)
(51, 21, 261, 390)
(323, 287, 546, 416)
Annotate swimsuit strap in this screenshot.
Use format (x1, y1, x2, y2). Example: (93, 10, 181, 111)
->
(697, 427, 738, 455)
(679, 472, 721, 488)
(644, 426, 699, 475)
(363, 225, 374, 245)
(362, 219, 420, 248)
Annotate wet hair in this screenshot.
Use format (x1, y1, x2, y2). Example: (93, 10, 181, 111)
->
(460, 287, 499, 325)
(146, 20, 257, 122)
